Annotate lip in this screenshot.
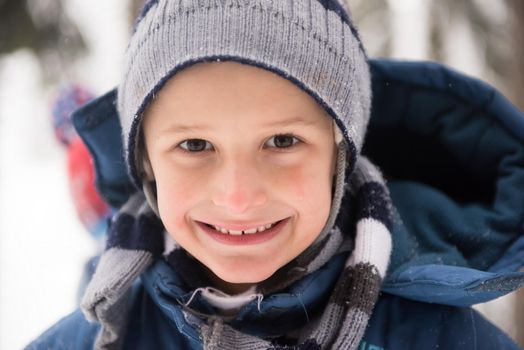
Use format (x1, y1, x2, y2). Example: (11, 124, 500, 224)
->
(196, 218, 289, 246)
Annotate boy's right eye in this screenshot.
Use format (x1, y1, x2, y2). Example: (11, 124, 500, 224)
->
(178, 139, 214, 152)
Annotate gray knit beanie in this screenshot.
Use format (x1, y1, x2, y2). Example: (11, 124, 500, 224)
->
(117, 0, 372, 190)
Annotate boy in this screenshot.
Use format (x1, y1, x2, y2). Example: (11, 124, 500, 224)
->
(28, 0, 524, 349)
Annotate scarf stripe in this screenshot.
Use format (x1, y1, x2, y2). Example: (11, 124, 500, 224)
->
(331, 264, 382, 312)
(350, 219, 392, 278)
(105, 196, 164, 257)
(355, 182, 392, 229)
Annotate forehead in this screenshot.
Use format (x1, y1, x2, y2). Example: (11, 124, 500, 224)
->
(143, 61, 332, 129)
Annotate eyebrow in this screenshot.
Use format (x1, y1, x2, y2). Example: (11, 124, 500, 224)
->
(262, 116, 321, 128)
(160, 116, 321, 135)
(161, 124, 210, 134)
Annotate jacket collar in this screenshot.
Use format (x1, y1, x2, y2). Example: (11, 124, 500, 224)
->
(140, 254, 347, 338)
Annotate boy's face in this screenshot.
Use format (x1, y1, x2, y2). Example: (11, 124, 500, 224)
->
(143, 62, 337, 293)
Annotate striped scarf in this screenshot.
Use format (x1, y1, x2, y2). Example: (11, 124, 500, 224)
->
(81, 156, 392, 350)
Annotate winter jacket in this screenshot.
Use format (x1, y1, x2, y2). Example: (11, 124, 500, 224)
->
(27, 59, 524, 349)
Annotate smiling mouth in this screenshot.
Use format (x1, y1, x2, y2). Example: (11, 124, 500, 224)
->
(201, 220, 284, 236)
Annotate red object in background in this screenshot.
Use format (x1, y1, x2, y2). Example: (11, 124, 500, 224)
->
(67, 136, 110, 235)
(51, 84, 111, 238)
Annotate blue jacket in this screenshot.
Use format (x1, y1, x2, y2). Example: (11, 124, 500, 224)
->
(28, 60, 524, 349)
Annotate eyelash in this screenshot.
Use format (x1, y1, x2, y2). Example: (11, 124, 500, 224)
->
(176, 134, 302, 153)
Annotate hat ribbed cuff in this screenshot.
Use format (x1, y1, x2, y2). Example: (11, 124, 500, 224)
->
(118, 0, 371, 187)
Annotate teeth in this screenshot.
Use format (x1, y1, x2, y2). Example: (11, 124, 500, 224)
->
(211, 221, 278, 235)
(214, 226, 229, 234)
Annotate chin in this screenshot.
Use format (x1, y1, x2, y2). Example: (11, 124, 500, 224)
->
(212, 264, 277, 285)
(218, 271, 272, 284)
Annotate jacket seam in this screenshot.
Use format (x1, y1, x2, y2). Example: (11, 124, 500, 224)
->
(469, 308, 478, 350)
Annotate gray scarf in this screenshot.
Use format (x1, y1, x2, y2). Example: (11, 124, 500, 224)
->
(81, 156, 392, 350)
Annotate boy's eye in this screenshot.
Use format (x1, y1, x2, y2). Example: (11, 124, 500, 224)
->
(178, 139, 213, 152)
(265, 134, 301, 149)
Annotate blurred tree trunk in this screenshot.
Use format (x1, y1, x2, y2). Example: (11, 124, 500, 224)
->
(0, 0, 85, 82)
(509, 0, 524, 110)
(507, 1, 524, 347)
(130, 0, 145, 26)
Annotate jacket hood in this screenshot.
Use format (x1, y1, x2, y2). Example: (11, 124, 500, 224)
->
(72, 59, 524, 307)
(365, 60, 524, 306)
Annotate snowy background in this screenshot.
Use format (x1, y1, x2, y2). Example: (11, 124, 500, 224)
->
(0, 0, 521, 349)
(0, 1, 128, 349)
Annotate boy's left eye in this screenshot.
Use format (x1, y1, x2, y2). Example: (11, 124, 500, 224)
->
(265, 134, 301, 149)
(178, 139, 214, 152)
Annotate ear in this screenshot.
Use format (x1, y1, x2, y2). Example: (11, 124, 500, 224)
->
(333, 121, 343, 145)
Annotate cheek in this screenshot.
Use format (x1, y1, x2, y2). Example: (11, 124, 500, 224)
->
(275, 159, 333, 210)
(156, 174, 197, 230)
(286, 168, 308, 201)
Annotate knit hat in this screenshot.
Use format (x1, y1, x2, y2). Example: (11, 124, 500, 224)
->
(117, 0, 371, 190)
(52, 84, 94, 146)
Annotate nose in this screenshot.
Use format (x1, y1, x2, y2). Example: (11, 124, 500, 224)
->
(211, 156, 267, 214)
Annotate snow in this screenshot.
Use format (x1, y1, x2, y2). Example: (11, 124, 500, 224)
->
(0, 1, 128, 349)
